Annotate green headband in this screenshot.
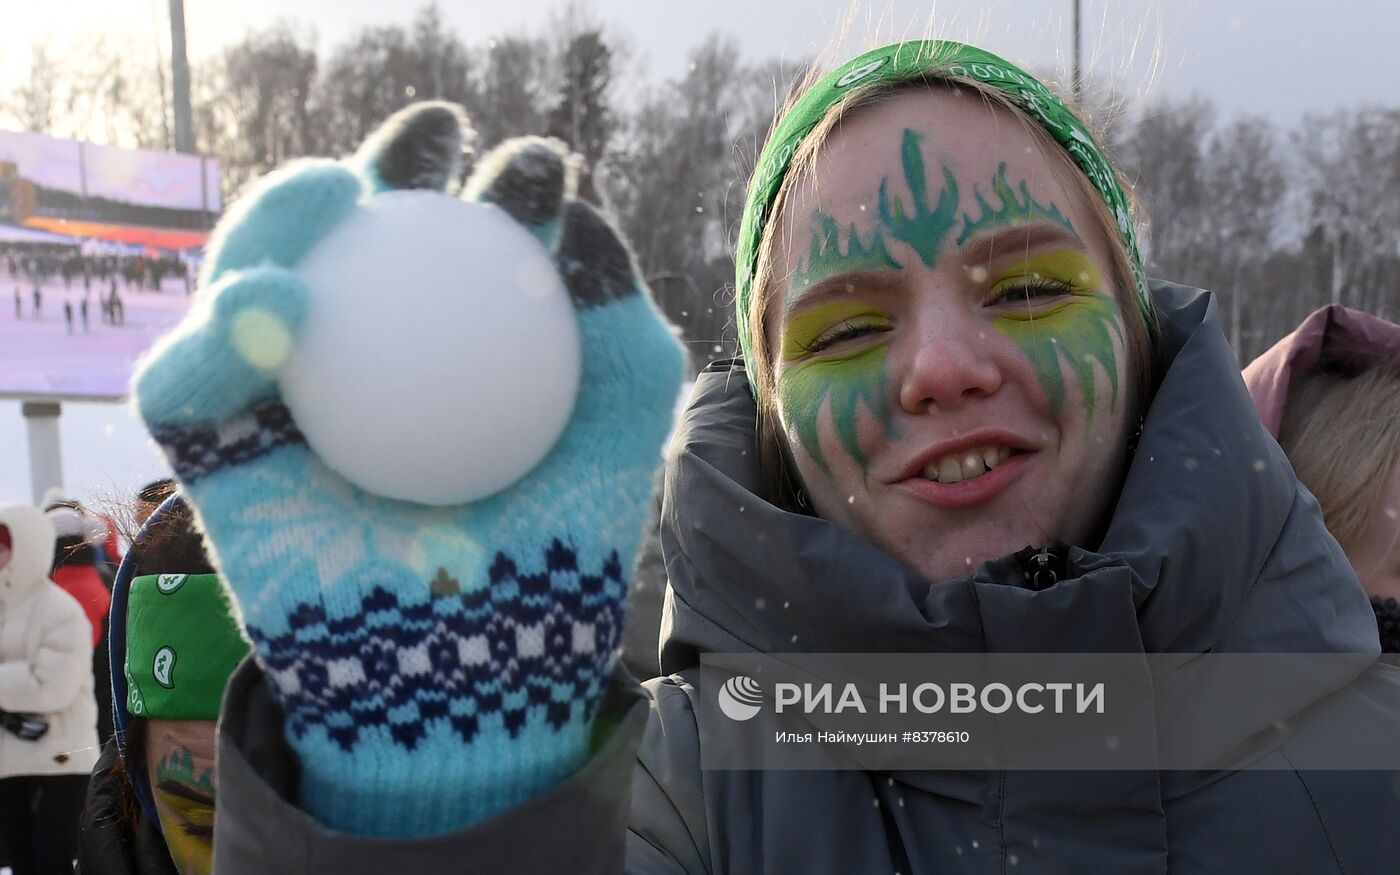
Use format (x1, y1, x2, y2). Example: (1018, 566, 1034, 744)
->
(734, 40, 1151, 392)
(125, 573, 250, 720)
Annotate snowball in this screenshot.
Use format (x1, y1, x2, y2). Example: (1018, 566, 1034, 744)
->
(282, 192, 580, 505)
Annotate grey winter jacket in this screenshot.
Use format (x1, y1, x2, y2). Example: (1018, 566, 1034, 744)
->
(213, 283, 1400, 873)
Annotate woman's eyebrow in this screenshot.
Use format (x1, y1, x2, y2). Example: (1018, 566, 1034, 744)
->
(156, 779, 215, 807)
(785, 269, 902, 315)
(960, 222, 1086, 267)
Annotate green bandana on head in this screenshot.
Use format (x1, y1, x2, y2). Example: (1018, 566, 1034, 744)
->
(734, 40, 1151, 395)
(125, 573, 250, 720)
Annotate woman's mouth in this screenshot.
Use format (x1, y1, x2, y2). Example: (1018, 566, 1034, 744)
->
(898, 445, 1032, 508)
(920, 445, 1015, 483)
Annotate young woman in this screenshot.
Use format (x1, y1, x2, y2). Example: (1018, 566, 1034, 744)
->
(1244, 305, 1400, 649)
(0, 504, 97, 875)
(133, 41, 1400, 874)
(77, 494, 249, 875)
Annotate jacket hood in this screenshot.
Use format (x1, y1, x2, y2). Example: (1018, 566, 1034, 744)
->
(0, 502, 57, 605)
(1242, 304, 1400, 438)
(659, 280, 1376, 668)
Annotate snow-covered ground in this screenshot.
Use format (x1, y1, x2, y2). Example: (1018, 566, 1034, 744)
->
(0, 269, 193, 398)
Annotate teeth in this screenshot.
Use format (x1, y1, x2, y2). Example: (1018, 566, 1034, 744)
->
(938, 457, 964, 484)
(922, 446, 1013, 483)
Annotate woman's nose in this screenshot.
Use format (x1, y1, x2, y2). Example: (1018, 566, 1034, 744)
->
(896, 310, 1003, 414)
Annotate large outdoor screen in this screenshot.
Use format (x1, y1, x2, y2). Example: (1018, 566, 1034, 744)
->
(0, 130, 220, 400)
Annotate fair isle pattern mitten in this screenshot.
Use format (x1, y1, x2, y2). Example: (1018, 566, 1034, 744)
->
(133, 103, 684, 837)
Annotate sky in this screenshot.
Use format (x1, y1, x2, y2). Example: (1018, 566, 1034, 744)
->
(6, 0, 1400, 124)
(3, 0, 1399, 508)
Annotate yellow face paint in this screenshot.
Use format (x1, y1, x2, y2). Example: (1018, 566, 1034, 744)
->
(147, 722, 218, 875)
(778, 298, 896, 472)
(987, 250, 1104, 311)
(154, 782, 215, 875)
(781, 299, 893, 361)
(984, 250, 1123, 417)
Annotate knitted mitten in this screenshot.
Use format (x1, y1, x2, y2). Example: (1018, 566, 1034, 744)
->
(133, 103, 684, 837)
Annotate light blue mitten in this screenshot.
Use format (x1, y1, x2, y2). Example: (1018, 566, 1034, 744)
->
(133, 103, 684, 837)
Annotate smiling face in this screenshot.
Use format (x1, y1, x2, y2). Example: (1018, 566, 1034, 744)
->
(146, 718, 218, 875)
(764, 87, 1138, 583)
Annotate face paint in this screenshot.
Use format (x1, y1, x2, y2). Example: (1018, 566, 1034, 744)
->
(988, 251, 1123, 418)
(957, 162, 1074, 244)
(778, 300, 895, 473)
(877, 129, 960, 269)
(791, 210, 901, 292)
(779, 132, 1104, 478)
(153, 745, 216, 875)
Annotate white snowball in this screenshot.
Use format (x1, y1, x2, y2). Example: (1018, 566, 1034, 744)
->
(282, 192, 580, 505)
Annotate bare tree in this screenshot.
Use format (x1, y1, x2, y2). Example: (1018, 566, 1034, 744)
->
(1116, 97, 1217, 282)
(2, 36, 168, 150)
(603, 39, 807, 370)
(5, 43, 59, 134)
(546, 29, 614, 199)
(1294, 107, 1400, 319)
(312, 5, 474, 157)
(471, 36, 550, 151)
(1199, 117, 1288, 357)
(196, 22, 318, 198)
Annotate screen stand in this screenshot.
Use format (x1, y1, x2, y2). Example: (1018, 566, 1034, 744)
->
(21, 401, 63, 504)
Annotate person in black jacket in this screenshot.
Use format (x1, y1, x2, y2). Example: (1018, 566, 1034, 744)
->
(77, 495, 248, 875)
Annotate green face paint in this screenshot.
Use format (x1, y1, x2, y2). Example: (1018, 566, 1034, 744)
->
(779, 135, 1109, 476)
(958, 162, 1073, 245)
(988, 251, 1123, 418)
(157, 745, 216, 794)
(796, 133, 1069, 295)
(780, 346, 893, 473)
(792, 211, 901, 292)
(153, 744, 217, 875)
(736, 41, 1155, 397)
(778, 298, 896, 472)
(877, 129, 960, 268)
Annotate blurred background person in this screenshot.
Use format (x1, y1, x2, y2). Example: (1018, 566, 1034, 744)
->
(1245, 305, 1400, 650)
(43, 490, 123, 589)
(0, 503, 99, 875)
(132, 480, 176, 530)
(77, 493, 249, 875)
(46, 505, 115, 746)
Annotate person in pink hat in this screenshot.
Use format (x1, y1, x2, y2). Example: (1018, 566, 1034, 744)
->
(1244, 305, 1400, 650)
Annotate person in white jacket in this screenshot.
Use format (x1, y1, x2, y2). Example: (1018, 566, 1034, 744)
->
(0, 503, 99, 875)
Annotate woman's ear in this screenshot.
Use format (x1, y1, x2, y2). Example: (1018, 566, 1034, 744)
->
(353, 101, 474, 195)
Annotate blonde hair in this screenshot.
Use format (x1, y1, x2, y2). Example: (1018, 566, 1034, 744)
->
(745, 71, 1155, 505)
(1278, 366, 1400, 549)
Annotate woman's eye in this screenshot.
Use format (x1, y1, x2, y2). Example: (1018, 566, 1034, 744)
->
(802, 320, 886, 354)
(179, 820, 215, 839)
(987, 278, 1073, 308)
